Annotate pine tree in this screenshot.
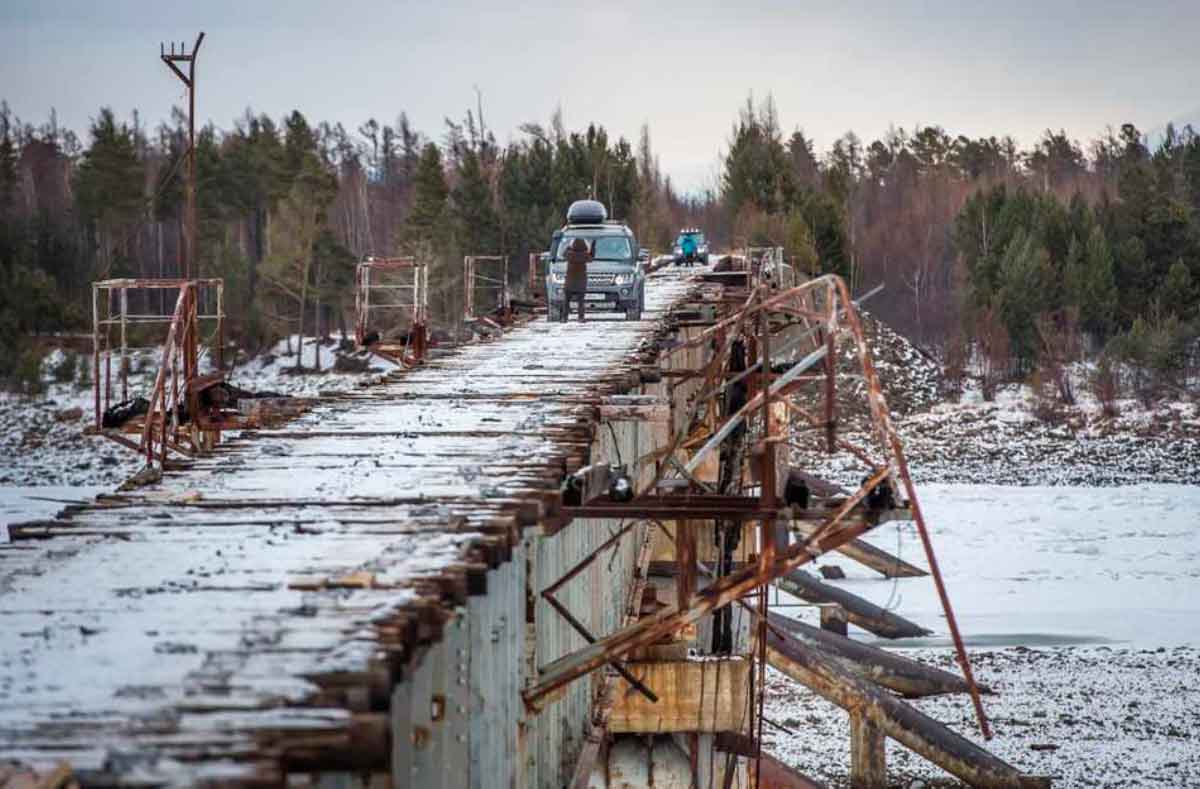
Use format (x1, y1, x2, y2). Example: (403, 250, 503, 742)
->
(406, 143, 449, 247)
(75, 108, 146, 278)
(451, 147, 498, 253)
(1159, 259, 1197, 320)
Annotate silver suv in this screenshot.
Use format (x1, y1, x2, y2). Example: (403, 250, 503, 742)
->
(546, 200, 646, 321)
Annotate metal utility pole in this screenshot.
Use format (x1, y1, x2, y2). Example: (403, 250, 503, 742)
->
(160, 32, 205, 280)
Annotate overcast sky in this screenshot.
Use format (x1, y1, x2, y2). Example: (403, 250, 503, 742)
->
(3, 0, 1198, 193)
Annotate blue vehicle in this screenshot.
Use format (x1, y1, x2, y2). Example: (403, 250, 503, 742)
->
(673, 228, 709, 266)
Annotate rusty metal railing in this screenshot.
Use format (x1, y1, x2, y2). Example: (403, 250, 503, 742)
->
(355, 256, 428, 366)
(91, 277, 228, 465)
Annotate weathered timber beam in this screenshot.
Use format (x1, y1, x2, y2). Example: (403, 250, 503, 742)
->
(767, 612, 987, 699)
(766, 637, 1050, 789)
(277, 713, 390, 771)
(791, 520, 927, 578)
(775, 569, 931, 639)
(607, 658, 750, 733)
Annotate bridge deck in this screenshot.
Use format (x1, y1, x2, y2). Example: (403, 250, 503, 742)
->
(0, 270, 697, 781)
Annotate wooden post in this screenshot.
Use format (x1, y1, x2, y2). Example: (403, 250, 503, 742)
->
(776, 570, 931, 639)
(92, 285, 101, 429)
(824, 329, 837, 453)
(676, 520, 696, 609)
(819, 604, 848, 637)
(850, 712, 886, 788)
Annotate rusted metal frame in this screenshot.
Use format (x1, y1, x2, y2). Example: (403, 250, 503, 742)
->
(795, 467, 890, 554)
(94, 277, 224, 289)
(562, 503, 782, 521)
(694, 322, 825, 408)
(665, 453, 716, 493)
(696, 276, 864, 407)
(356, 257, 426, 363)
(691, 276, 878, 472)
(464, 255, 475, 319)
(539, 518, 659, 703)
(683, 343, 829, 476)
(642, 293, 758, 497)
(92, 285, 102, 429)
(832, 276, 992, 740)
(754, 288, 775, 785)
(215, 280, 224, 371)
(140, 284, 189, 459)
(781, 400, 877, 469)
(522, 521, 868, 709)
(523, 483, 887, 708)
(541, 594, 659, 705)
(464, 255, 510, 321)
(767, 304, 827, 323)
(544, 519, 640, 597)
(823, 286, 838, 453)
(660, 283, 767, 355)
(119, 286, 128, 402)
(160, 33, 204, 279)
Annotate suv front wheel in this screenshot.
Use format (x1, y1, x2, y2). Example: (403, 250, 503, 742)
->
(625, 287, 644, 321)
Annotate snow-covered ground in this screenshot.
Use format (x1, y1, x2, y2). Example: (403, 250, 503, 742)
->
(767, 483, 1200, 787)
(0, 338, 397, 492)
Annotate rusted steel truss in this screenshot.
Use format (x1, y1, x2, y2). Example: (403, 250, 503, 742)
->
(526, 273, 992, 745)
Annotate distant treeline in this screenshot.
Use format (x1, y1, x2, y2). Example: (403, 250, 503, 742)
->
(0, 101, 697, 385)
(1, 96, 1198, 401)
(718, 96, 1200, 401)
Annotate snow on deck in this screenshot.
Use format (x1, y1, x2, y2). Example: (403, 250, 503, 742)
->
(0, 270, 698, 777)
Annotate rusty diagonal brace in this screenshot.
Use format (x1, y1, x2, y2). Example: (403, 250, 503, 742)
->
(830, 275, 992, 739)
(539, 519, 659, 707)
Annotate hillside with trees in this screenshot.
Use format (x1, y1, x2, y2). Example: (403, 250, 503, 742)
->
(716, 96, 1200, 405)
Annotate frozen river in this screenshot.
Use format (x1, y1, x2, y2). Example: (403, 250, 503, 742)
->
(781, 483, 1200, 648)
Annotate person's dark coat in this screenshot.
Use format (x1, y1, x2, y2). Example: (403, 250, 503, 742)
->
(564, 238, 591, 295)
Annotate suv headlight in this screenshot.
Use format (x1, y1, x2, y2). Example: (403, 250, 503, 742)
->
(549, 271, 565, 284)
(699, 245, 708, 254)
(614, 272, 634, 285)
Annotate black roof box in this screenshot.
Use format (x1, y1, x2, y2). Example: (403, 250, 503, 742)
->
(566, 199, 607, 224)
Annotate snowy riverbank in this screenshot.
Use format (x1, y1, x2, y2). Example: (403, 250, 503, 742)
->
(0, 337, 395, 492)
(767, 482, 1200, 787)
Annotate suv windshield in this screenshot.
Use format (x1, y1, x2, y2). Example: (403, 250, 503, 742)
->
(555, 235, 632, 262)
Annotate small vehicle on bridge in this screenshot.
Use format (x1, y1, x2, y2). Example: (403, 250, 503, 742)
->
(546, 200, 647, 321)
(673, 228, 709, 266)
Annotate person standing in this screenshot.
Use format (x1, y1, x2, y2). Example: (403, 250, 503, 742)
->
(564, 237, 591, 322)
